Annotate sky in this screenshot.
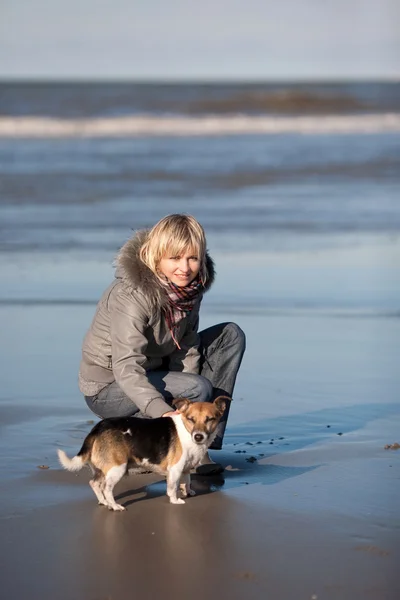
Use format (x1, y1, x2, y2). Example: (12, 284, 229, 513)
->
(0, 0, 399, 80)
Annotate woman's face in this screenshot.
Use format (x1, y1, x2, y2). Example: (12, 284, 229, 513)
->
(158, 248, 201, 287)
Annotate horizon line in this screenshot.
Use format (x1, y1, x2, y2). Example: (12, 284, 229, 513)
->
(0, 75, 399, 85)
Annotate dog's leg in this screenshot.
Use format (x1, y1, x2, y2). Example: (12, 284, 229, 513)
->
(103, 464, 127, 511)
(167, 465, 185, 504)
(89, 470, 108, 506)
(179, 472, 196, 498)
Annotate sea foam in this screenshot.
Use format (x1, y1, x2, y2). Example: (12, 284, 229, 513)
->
(0, 113, 399, 138)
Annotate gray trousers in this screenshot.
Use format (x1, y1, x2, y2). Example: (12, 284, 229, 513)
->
(84, 322, 246, 448)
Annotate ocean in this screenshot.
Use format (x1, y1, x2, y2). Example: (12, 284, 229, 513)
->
(0, 81, 399, 257)
(0, 81, 399, 380)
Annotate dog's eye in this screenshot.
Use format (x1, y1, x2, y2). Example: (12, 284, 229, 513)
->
(186, 416, 195, 423)
(205, 416, 215, 423)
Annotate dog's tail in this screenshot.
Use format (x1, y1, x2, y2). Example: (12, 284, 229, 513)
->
(57, 431, 96, 472)
(57, 449, 85, 471)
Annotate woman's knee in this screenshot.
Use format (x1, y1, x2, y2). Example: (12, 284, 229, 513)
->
(223, 322, 246, 352)
(182, 373, 213, 402)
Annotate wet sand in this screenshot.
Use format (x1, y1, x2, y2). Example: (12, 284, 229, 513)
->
(0, 489, 398, 600)
(1, 437, 399, 600)
(1, 241, 400, 599)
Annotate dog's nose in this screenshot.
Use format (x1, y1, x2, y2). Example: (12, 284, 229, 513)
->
(194, 433, 205, 443)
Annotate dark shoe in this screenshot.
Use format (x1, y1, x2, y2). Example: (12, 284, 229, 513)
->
(196, 462, 224, 475)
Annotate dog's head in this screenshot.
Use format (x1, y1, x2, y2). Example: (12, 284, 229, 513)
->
(172, 396, 230, 445)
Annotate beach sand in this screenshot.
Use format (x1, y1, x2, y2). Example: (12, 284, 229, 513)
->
(1, 241, 400, 599)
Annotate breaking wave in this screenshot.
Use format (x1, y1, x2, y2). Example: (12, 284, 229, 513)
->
(0, 113, 399, 138)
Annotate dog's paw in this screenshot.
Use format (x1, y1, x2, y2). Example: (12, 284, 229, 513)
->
(181, 488, 196, 497)
(110, 504, 126, 511)
(170, 497, 185, 505)
(179, 484, 191, 498)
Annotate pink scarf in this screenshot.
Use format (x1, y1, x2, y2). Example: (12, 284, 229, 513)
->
(162, 276, 203, 348)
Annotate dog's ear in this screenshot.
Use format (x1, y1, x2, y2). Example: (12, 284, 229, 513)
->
(213, 395, 231, 415)
(172, 398, 190, 412)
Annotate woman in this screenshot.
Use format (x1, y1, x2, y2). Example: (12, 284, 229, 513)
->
(79, 214, 245, 471)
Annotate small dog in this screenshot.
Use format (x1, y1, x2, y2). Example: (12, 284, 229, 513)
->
(57, 396, 229, 511)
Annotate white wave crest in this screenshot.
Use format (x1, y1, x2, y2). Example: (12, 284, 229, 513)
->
(0, 113, 399, 138)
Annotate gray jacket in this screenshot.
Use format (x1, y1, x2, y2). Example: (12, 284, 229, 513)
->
(79, 230, 215, 418)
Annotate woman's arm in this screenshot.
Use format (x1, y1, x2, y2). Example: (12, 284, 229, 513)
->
(109, 289, 172, 418)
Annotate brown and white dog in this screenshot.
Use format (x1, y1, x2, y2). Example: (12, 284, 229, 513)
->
(57, 396, 229, 511)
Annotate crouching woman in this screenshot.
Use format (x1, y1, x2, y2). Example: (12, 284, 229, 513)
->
(78, 214, 246, 472)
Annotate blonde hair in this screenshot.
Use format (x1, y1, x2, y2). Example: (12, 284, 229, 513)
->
(140, 214, 208, 283)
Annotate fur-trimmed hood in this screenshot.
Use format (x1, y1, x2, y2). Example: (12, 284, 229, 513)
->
(115, 229, 215, 309)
